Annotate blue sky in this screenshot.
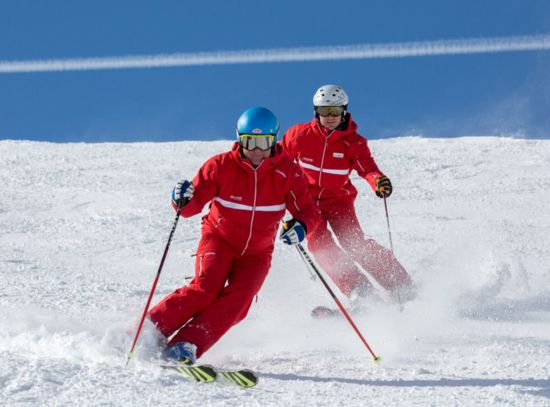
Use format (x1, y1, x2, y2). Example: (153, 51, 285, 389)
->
(1, 0, 549, 142)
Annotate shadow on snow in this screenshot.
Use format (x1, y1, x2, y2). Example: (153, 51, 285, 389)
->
(259, 372, 550, 396)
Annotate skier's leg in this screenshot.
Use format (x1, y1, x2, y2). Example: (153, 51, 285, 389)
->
(148, 234, 233, 338)
(168, 250, 272, 358)
(307, 212, 373, 297)
(328, 203, 414, 293)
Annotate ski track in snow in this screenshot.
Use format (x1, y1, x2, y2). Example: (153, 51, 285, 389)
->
(1, 137, 549, 406)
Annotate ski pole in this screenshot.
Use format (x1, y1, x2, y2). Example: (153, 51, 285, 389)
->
(383, 197, 402, 306)
(296, 243, 317, 281)
(295, 243, 380, 363)
(125, 203, 184, 366)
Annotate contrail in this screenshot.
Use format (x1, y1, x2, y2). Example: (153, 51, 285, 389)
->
(1, 34, 549, 74)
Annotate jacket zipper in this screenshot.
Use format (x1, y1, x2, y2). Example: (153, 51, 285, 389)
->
(241, 162, 261, 255)
(317, 129, 334, 201)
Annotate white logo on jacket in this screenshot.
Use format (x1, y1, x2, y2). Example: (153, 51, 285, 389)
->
(230, 195, 242, 201)
(333, 152, 344, 158)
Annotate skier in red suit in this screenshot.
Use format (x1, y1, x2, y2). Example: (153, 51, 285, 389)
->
(148, 107, 320, 365)
(281, 85, 414, 305)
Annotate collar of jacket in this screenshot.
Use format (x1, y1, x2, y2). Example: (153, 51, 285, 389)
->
(229, 141, 283, 171)
(310, 113, 358, 142)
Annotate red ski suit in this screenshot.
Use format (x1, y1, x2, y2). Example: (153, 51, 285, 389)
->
(148, 142, 320, 358)
(281, 115, 413, 296)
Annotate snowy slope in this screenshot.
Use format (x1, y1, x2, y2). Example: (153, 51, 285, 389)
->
(1, 137, 549, 406)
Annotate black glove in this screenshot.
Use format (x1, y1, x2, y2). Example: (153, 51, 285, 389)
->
(375, 176, 392, 198)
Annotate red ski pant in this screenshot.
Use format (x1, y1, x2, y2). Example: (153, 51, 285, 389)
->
(307, 200, 413, 296)
(148, 233, 271, 358)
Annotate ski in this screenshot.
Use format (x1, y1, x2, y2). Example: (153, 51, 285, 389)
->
(160, 364, 258, 388)
(311, 305, 340, 318)
(311, 304, 371, 319)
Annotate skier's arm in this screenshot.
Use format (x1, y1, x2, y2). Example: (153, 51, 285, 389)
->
(352, 137, 384, 192)
(284, 167, 321, 236)
(177, 159, 219, 218)
(280, 128, 298, 162)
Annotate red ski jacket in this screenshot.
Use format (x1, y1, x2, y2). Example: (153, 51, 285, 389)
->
(281, 115, 384, 206)
(179, 142, 320, 255)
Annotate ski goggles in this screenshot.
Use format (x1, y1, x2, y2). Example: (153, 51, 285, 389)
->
(238, 134, 276, 151)
(315, 105, 346, 117)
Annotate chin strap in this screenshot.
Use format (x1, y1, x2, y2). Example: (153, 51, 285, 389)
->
(336, 112, 350, 131)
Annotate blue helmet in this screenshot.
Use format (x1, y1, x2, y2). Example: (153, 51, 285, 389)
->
(236, 107, 280, 138)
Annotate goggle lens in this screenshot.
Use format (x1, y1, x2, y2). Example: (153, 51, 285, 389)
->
(315, 106, 345, 117)
(238, 134, 276, 151)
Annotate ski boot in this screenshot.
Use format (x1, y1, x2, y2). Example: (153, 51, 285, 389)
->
(163, 342, 197, 366)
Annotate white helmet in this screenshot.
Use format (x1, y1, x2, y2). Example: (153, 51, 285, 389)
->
(313, 84, 349, 107)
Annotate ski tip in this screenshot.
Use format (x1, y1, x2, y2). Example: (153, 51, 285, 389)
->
(220, 369, 259, 388)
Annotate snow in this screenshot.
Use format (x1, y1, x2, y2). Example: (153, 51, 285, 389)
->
(1, 137, 549, 406)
